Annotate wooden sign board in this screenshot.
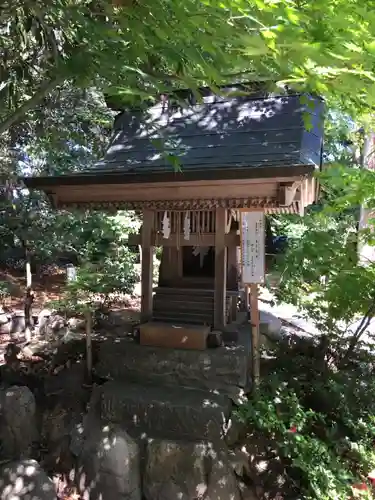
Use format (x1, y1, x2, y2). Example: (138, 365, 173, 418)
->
(240, 210, 265, 285)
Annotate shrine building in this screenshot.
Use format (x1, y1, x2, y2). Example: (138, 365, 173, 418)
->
(24, 85, 324, 347)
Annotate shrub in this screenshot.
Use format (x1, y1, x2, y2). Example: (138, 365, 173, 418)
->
(0, 280, 10, 305)
(238, 339, 375, 499)
(237, 167, 375, 499)
(50, 246, 139, 315)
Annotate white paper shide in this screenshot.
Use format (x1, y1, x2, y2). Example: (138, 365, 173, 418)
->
(240, 211, 265, 284)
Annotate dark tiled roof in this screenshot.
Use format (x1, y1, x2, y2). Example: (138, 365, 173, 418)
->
(89, 93, 324, 174)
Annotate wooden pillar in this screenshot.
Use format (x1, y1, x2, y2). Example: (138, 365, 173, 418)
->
(214, 207, 227, 329)
(227, 242, 238, 322)
(141, 209, 154, 322)
(227, 241, 238, 290)
(177, 247, 183, 278)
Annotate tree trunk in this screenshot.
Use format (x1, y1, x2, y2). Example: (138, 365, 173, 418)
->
(24, 247, 34, 342)
(85, 310, 93, 384)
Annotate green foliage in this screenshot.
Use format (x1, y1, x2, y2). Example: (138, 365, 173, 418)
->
(244, 163, 375, 499)
(273, 212, 367, 324)
(271, 167, 375, 331)
(4, 0, 375, 142)
(0, 281, 11, 304)
(50, 248, 139, 314)
(238, 356, 375, 499)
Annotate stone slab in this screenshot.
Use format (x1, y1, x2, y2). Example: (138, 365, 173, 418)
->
(75, 417, 141, 500)
(98, 381, 232, 442)
(95, 337, 250, 395)
(143, 440, 241, 500)
(140, 321, 210, 350)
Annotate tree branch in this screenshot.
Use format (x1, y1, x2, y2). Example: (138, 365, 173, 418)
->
(0, 75, 62, 135)
(339, 299, 375, 368)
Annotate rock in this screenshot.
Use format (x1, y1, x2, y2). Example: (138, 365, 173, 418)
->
(228, 448, 251, 477)
(95, 337, 250, 396)
(243, 433, 294, 498)
(8, 311, 27, 334)
(0, 459, 57, 499)
(60, 329, 85, 343)
(0, 386, 38, 460)
(67, 316, 86, 330)
(41, 402, 81, 469)
(225, 416, 246, 447)
(0, 312, 10, 326)
(39, 312, 66, 340)
(3, 343, 21, 365)
(44, 362, 86, 397)
(98, 380, 231, 441)
(75, 416, 141, 500)
(0, 321, 11, 335)
(42, 364, 88, 470)
(207, 330, 223, 348)
(238, 481, 259, 500)
(259, 311, 282, 340)
(70, 386, 102, 458)
(37, 308, 53, 329)
(205, 450, 241, 500)
(107, 310, 139, 327)
(143, 439, 241, 500)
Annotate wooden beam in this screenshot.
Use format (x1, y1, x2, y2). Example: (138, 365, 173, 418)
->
(128, 232, 240, 247)
(278, 181, 302, 206)
(141, 210, 154, 322)
(214, 207, 227, 329)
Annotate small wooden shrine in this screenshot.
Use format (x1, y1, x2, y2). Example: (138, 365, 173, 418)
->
(24, 85, 324, 346)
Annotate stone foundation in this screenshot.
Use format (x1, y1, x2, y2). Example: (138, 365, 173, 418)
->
(93, 380, 231, 442)
(95, 335, 251, 397)
(0, 320, 256, 499)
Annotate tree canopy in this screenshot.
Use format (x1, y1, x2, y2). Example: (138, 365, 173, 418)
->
(2, 0, 375, 140)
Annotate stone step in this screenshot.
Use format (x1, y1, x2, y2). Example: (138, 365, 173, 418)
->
(97, 380, 232, 441)
(94, 337, 250, 396)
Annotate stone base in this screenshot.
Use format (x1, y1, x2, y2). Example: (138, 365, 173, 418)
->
(143, 439, 241, 500)
(95, 336, 251, 397)
(96, 381, 232, 442)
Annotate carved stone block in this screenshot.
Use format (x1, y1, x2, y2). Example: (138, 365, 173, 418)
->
(95, 337, 250, 395)
(99, 381, 232, 441)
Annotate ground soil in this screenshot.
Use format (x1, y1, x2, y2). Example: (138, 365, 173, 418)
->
(0, 268, 141, 364)
(0, 268, 142, 311)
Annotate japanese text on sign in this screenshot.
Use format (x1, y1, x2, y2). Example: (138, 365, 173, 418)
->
(240, 211, 265, 284)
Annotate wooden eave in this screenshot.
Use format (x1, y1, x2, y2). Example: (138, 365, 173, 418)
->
(23, 164, 314, 188)
(22, 164, 316, 212)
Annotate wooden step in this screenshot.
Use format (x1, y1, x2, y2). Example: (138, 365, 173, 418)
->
(154, 287, 215, 297)
(152, 311, 213, 323)
(153, 293, 229, 304)
(153, 299, 214, 312)
(152, 287, 231, 326)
